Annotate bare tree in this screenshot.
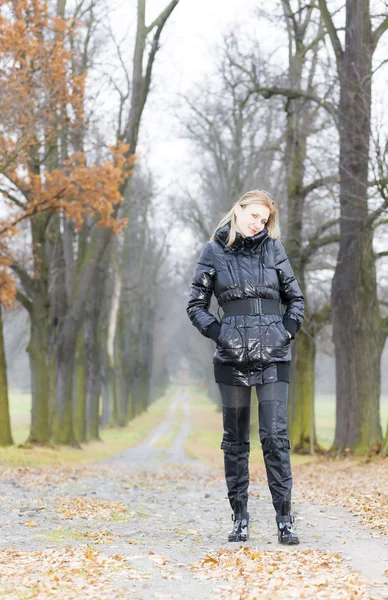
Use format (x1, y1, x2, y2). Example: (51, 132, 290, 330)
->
(319, 0, 388, 453)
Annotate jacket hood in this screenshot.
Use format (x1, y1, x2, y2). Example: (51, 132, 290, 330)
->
(214, 221, 269, 253)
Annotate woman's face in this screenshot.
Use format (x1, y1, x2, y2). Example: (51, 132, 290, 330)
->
(234, 202, 270, 238)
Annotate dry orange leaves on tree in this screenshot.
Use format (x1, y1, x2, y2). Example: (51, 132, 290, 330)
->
(0, 0, 133, 302)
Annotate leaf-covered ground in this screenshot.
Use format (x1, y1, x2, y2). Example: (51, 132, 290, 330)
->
(0, 388, 387, 599)
(0, 547, 131, 599)
(249, 456, 388, 537)
(192, 547, 386, 599)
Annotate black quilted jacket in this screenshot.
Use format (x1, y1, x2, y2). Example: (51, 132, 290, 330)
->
(186, 222, 304, 386)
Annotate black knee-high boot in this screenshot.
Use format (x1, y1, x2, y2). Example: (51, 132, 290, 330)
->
(261, 437, 299, 544)
(258, 387, 299, 545)
(261, 436, 292, 515)
(221, 405, 250, 542)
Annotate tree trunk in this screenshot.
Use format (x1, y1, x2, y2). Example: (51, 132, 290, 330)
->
(381, 422, 388, 457)
(129, 296, 152, 417)
(100, 350, 117, 427)
(0, 305, 13, 446)
(51, 227, 111, 444)
(27, 217, 50, 445)
(100, 358, 110, 428)
(331, 0, 382, 454)
(132, 366, 149, 417)
(51, 340, 76, 445)
(27, 313, 50, 444)
(85, 282, 102, 441)
(114, 309, 127, 426)
(288, 325, 317, 453)
(100, 242, 121, 428)
(282, 7, 319, 453)
(73, 330, 86, 443)
(99, 248, 118, 429)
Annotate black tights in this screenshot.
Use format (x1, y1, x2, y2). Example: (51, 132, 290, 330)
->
(219, 381, 292, 516)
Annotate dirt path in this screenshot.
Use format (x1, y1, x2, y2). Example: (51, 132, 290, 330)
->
(106, 388, 198, 468)
(0, 388, 387, 599)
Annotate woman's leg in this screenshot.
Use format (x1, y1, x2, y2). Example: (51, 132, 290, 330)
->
(218, 382, 251, 516)
(255, 380, 291, 513)
(255, 380, 299, 544)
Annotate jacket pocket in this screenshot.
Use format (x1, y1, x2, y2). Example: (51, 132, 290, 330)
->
(278, 320, 291, 343)
(216, 320, 226, 347)
(264, 321, 290, 358)
(217, 318, 243, 349)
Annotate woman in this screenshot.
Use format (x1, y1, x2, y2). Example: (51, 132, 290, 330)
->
(186, 190, 304, 545)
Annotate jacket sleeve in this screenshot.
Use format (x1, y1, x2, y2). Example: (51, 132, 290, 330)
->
(186, 242, 221, 342)
(273, 238, 304, 339)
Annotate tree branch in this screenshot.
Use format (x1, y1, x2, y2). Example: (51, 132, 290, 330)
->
(381, 315, 388, 338)
(301, 218, 340, 264)
(372, 217, 388, 230)
(305, 233, 339, 259)
(366, 198, 388, 226)
(249, 85, 339, 126)
(311, 302, 332, 329)
(16, 289, 32, 314)
(0, 185, 27, 208)
(318, 0, 343, 70)
(302, 175, 339, 197)
(308, 217, 340, 240)
(281, 0, 299, 40)
(11, 261, 35, 299)
(302, 23, 327, 58)
(144, 1, 180, 97)
(305, 261, 336, 271)
(146, 0, 179, 34)
(372, 15, 388, 48)
(374, 250, 388, 260)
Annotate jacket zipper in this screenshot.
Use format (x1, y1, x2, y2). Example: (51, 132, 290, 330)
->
(259, 254, 264, 286)
(227, 261, 237, 287)
(234, 253, 250, 379)
(235, 254, 244, 296)
(258, 255, 264, 362)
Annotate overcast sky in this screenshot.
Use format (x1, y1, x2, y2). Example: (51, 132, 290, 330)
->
(107, 1, 388, 199)
(109, 0, 274, 187)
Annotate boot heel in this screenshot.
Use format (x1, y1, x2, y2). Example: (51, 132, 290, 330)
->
(276, 513, 299, 545)
(228, 511, 250, 542)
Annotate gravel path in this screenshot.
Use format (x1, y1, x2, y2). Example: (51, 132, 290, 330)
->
(0, 387, 387, 599)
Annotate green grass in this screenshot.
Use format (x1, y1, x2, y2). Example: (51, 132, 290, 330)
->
(0, 386, 177, 467)
(315, 394, 388, 449)
(8, 391, 31, 426)
(7, 391, 32, 446)
(42, 528, 90, 543)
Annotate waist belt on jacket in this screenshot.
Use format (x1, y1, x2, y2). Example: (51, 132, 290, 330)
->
(222, 298, 282, 316)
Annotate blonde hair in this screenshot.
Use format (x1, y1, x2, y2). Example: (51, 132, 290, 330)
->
(210, 190, 281, 245)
